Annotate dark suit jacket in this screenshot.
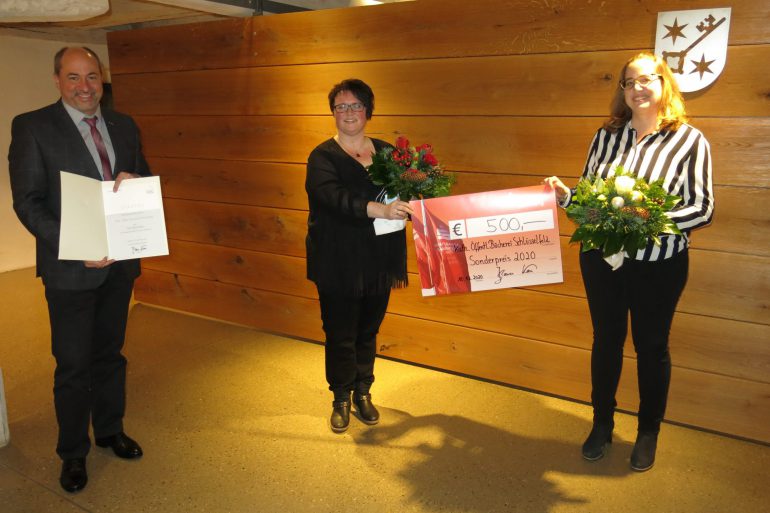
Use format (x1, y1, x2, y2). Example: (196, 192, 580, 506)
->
(8, 100, 152, 290)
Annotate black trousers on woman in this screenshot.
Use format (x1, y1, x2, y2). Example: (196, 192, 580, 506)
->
(580, 249, 688, 434)
(318, 290, 391, 402)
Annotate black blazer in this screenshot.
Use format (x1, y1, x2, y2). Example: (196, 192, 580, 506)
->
(8, 100, 152, 290)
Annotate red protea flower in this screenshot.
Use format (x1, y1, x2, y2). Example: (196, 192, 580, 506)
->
(400, 169, 427, 182)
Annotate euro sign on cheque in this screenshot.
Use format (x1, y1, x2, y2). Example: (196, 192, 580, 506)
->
(410, 186, 563, 296)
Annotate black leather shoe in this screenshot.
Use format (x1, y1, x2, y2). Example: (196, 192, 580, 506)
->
(630, 432, 658, 472)
(353, 393, 380, 425)
(581, 423, 613, 461)
(95, 432, 143, 459)
(330, 398, 351, 433)
(60, 458, 87, 493)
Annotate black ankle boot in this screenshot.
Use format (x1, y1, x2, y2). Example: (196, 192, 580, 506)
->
(353, 393, 380, 425)
(582, 422, 613, 461)
(330, 396, 351, 433)
(630, 431, 658, 471)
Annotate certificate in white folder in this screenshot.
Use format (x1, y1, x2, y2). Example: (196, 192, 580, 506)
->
(58, 171, 169, 261)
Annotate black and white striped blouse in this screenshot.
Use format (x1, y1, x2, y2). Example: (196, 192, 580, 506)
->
(574, 121, 714, 262)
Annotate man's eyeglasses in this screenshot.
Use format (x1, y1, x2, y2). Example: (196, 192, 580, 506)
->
(333, 102, 365, 113)
(619, 74, 662, 90)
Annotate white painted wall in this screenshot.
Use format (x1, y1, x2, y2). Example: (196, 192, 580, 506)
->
(0, 35, 108, 273)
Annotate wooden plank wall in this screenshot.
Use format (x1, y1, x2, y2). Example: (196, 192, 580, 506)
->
(107, 0, 770, 443)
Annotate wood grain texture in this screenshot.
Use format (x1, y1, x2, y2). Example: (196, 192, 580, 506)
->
(112, 46, 770, 118)
(140, 241, 769, 383)
(135, 115, 770, 188)
(149, 157, 308, 210)
(163, 199, 307, 256)
(158, 196, 770, 319)
(107, 0, 770, 74)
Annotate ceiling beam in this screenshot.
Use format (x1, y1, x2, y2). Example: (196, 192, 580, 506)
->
(147, 0, 256, 17)
(257, 1, 311, 14)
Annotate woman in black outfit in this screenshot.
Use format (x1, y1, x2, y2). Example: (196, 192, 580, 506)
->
(545, 53, 714, 471)
(305, 79, 413, 433)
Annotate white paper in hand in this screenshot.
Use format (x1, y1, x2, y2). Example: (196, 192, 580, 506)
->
(58, 171, 169, 261)
(373, 194, 406, 236)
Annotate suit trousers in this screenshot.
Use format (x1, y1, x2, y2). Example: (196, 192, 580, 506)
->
(44, 266, 135, 460)
(318, 290, 391, 401)
(580, 249, 688, 433)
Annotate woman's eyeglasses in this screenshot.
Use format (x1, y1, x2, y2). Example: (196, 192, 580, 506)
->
(619, 74, 662, 90)
(333, 102, 365, 113)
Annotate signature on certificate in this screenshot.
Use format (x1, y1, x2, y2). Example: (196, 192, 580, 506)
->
(130, 244, 148, 255)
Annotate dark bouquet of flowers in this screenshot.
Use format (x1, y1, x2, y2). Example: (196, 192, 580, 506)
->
(566, 166, 683, 258)
(368, 136, 455, 200)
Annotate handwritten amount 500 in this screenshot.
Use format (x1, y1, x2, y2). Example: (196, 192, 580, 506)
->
(484, 216, 526, 234)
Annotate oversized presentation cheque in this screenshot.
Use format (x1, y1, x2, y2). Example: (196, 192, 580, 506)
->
(59, 172, 169, 261)
(410, 186, 563, 296)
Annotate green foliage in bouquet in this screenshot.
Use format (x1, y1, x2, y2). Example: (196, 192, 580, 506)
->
(368, 136, 455, 200)
(566, 166, 683, 256)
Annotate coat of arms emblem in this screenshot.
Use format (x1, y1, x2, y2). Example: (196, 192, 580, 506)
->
(654, 8, 732, 93)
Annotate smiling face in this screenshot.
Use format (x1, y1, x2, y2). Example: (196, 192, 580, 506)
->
(333, 90, 368, 138)
(623, 57, 663, 118)
(54, 48, 103, 116)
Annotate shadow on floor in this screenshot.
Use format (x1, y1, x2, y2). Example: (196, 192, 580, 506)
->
(353, 405, 631, 513)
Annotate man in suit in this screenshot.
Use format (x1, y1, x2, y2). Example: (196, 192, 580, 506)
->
(8, 47, 150, 493)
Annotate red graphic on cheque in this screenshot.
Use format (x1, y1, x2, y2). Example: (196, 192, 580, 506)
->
(410, 186, 564, 296)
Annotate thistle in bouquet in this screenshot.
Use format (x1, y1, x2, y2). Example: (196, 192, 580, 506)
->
(565, 166, 683, 258)
(368, 136, 455, 200)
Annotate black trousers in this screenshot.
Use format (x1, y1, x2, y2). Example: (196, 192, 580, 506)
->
(580, 249, 688, 433)
(44, 267, 134, 460)
(318, 290, 391, 401)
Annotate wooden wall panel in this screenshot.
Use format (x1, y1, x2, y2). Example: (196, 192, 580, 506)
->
(143, 239, 316, 299)
(110, 0, 770, 442)
(158, 197, 770, 322)
(108, 0, 770, 74)
(135, 116, 770, 188)
(159, 170, 770, 256)
(151, 157, 307, 210)
(134, 269, 322, 341)
(114, 46, 770, 118)
(141, 241, 769, 384)
(163, 199, 306, 256)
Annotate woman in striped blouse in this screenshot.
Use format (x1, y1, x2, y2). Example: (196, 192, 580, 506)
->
(545, 52, 714, 472)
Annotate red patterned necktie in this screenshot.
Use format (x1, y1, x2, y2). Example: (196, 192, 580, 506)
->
(84, 117, 113, 181)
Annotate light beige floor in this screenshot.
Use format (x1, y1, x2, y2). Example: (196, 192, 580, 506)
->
(0, 267, 767, 513)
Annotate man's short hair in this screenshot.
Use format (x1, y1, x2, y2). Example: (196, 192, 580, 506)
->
(54, 47, 104, 75)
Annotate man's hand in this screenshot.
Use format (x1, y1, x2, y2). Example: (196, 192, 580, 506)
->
(84, 257, 115, 269)
(113, 171, 141, 192)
